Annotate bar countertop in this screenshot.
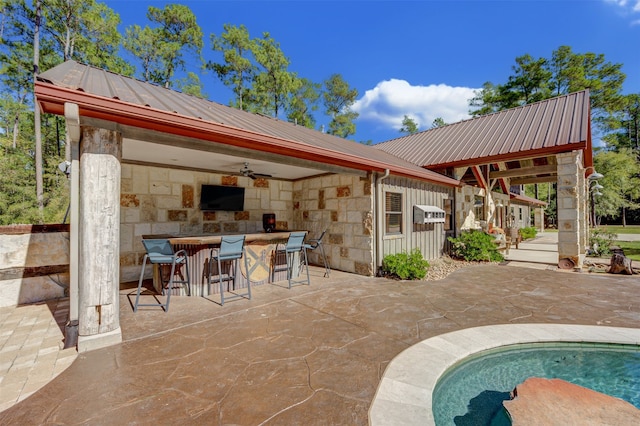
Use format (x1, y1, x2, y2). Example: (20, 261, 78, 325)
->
(167, 230, 303, 246)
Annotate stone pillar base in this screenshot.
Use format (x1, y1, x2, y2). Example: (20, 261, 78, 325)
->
(77, 327, 122, 353)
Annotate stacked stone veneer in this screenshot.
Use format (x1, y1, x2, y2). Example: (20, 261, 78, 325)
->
(119, 164, 294, 282)
(457, 185, 486, 230)
(456, 185, 530, 231)
(292, 173, 374, 276)
(556, 150, 586, 267)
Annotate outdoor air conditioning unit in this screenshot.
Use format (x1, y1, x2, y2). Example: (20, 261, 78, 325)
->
(413, 205, 446, 224)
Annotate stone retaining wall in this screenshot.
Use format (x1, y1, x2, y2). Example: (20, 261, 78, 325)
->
(0, 224, 69, 308)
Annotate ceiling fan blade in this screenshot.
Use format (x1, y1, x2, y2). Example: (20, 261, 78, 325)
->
(251, 173, 272, 178)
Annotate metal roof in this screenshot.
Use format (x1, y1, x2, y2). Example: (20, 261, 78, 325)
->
(374, 90, 591, 169)
(35, 61, 459, 187)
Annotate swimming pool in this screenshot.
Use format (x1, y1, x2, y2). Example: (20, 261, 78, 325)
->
(368, 324, 640, 425)
(432, 343, 640, 425)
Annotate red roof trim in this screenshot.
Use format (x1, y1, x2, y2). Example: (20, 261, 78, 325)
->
(425, 142, 588, 170)
(510, 193, 547, 206)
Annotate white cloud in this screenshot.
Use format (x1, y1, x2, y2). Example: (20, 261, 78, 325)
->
(604, 0, 640, 14)
(352, 79, 478, 131)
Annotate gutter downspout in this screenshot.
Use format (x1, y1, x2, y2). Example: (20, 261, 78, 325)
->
(375, 169, 390, 275)
(64, 102, 80, 349)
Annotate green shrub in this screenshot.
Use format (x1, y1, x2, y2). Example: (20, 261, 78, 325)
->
(588, 228, 618, 257)
(447, 230, 504, 262)
(519, 226, 537, 240)
(382, 249, 430, 280)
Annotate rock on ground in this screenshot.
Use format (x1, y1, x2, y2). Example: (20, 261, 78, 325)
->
(504, 377, 640, 425)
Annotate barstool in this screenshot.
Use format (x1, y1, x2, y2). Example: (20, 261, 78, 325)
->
(304, 229, 330, 277)
(134, 238, 190, 312)
(208, 235, 251, 305)
(283, 231, 310, 288)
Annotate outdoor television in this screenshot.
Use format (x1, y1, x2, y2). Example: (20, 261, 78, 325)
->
(199, 185, 245, 211)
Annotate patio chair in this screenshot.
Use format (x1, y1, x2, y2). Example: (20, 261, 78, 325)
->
(303, 229, 330, 277)
(282, 231, 311, 288)
(134, 238, 190, 312)
(208, 235, 251, 305)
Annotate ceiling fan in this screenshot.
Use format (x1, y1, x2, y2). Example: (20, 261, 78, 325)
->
(240, 162, 272, 180)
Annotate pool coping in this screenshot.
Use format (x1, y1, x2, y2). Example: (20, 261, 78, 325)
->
(368, 324, 640, 425)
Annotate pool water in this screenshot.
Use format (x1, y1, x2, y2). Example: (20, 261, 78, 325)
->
(432, 343, 640, 426)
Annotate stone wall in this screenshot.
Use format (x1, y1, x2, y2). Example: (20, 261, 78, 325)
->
(120, 164, 294, 282)
(456, 185, 530, 231)
(0, 225, 69, 308)
(292, 173, 374, 275)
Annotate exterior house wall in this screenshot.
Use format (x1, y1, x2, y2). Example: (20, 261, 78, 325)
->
(455, 185, 533, 232)
(292, 173, 374, 275)
(119, 164, 294, 282)
(456, 185, 486, 230)
(509, 203, 532, 229)
(381, 176, 454, 261)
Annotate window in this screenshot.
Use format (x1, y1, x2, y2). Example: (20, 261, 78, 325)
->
(385, 192, 402, 234)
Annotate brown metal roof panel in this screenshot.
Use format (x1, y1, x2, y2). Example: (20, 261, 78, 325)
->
(375, 90, 590, 168)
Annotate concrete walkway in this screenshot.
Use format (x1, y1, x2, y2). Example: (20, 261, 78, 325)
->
(503, 231, 640, 270)
(1, 263, 639, 425)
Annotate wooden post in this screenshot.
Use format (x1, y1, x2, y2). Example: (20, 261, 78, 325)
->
(77, 127, 122, 352)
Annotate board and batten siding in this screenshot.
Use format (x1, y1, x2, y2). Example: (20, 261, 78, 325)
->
(381, 176, 454, 260)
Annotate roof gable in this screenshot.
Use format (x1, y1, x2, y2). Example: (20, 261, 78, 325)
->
(374, 91, 591, 169)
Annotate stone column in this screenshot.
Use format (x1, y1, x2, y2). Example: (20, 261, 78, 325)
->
(77, 127, 122, 352)
(533, 207, 545, 232)
(556, 151, 584, 269)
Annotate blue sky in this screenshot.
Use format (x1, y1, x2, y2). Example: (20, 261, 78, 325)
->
(105, 0, 640, 144)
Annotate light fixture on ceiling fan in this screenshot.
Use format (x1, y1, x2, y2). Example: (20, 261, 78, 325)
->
(240, 162, 272, 180)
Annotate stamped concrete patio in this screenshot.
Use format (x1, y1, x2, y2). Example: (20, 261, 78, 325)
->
(1, 261, 639, 425)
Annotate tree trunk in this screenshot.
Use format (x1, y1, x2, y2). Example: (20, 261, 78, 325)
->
(622, 206, 627, 227)
(34, 0, 44, 219)
(12, 111, 19, 149)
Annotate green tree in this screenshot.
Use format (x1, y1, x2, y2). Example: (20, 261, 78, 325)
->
(504, 54, 552, 105)
(174, 71, 207, 98)
(601, 93, 640, 153)
(123, 24, 158, 82)
(251, 31, 295, 117)
(469, 46, 625, 124)
(287, 77, 320, 129)
(124, 4, 203, 88)
(399, 115, 418, 135)
(593, 149, 640, 226)
(0, 0, 113, 223)
(208, 23, 255, 110)
(322, 74, 358, 138)
(431, 117, 447, 128)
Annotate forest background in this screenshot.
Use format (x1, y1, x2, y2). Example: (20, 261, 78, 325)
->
(0, 0, 639, 226)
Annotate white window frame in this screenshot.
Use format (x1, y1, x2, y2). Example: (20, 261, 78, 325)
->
(385, 192, 403, 235)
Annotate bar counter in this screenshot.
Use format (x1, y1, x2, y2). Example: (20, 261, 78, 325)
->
(150, 230, 304, 297)
(168, 231, 295, 246)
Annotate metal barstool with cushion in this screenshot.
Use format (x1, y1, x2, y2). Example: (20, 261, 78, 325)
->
(304, 229, 330, 277)
(208, 235, 251, 305)
(284, 231, 311, 288)
(134, 238, 190, 312)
